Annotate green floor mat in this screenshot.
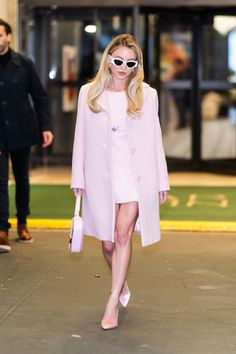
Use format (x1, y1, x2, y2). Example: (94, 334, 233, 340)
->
(9, 185, 236, 221)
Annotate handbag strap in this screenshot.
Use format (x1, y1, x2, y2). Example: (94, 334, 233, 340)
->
(74, 196, 81, 216)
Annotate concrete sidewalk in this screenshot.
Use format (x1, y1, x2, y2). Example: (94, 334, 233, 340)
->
(0, 230, 236, 354)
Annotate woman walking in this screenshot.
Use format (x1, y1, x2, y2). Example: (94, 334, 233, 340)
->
(71, 34, 169, 330)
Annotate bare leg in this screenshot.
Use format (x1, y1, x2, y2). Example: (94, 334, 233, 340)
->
(102, 240, 130, 298)
(101, 201, 138, 329)
(102, 204, 131, 298)
(102, 241, 114, 269)
(101, 204, 118, 268)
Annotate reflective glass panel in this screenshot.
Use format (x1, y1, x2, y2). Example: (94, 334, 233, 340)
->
(201, 16, 236, 159)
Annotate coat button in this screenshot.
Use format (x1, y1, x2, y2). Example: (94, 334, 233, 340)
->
(131, 148, 136, 154)
(0, 81, 4, 86)
(5, 120, 10, 125)
(2, 100, 7, 106)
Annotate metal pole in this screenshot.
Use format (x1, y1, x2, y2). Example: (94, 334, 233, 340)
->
(133, 5, 140, 41)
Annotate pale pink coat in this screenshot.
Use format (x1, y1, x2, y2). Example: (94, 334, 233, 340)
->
(71, 82, 169, 247)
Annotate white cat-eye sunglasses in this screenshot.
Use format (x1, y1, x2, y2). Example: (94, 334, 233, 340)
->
(108, 55, 138, 69)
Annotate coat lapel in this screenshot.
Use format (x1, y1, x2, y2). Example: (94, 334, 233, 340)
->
(2, 49, 21, 82)
(142, 82, 150, 101)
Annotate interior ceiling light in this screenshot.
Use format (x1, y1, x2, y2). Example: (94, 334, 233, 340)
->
(85, 25, 97, 33)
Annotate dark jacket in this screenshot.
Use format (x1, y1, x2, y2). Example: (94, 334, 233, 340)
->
(0, 49, 52, 151)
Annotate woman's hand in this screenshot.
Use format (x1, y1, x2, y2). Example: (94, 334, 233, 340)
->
(73, 188, 84, 197)
(159, 190, 168, 205)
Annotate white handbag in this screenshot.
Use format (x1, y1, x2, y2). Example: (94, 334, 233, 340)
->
(69, 196, 83, 253)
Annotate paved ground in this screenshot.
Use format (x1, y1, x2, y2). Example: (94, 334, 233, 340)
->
(1, 230, 236, 354)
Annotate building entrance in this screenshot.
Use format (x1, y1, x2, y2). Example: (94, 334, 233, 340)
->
(24, 6, 236, 173)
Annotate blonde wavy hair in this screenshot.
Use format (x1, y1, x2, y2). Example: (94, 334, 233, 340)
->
(88, 34, 144, 115)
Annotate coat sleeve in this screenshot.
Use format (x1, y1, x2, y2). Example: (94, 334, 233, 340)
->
(152, 89, 170, 192)
(27, 58, 52, 132)
(71, 85, 86, 190)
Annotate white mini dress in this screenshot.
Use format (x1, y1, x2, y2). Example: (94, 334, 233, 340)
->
(107, 90, 138, 204)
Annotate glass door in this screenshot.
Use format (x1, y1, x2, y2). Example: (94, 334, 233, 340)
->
(140, 12, 194, 167)
(141, 9, 236, 173)
(159, 15, 193, 161)
(201, 15, 236, 162)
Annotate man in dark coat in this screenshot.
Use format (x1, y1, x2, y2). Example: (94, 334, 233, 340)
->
(0, 19, 53, 252)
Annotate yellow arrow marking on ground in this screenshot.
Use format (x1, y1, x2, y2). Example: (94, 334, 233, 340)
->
(167, 194, 179, 207)
(186, 194, 197, 207)
(186, 194, 228, 208)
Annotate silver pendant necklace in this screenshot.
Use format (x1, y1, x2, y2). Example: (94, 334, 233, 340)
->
(111, 126, 120, 132)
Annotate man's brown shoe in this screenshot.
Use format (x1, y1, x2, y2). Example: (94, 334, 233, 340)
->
(0, 230, 11, 253)
(17, 224, 33, 243)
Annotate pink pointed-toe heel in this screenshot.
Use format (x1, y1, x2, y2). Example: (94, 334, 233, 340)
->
(101, 291, 119, 330)
(119, 282, 131, 307)
(119, 290, 131, 308)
